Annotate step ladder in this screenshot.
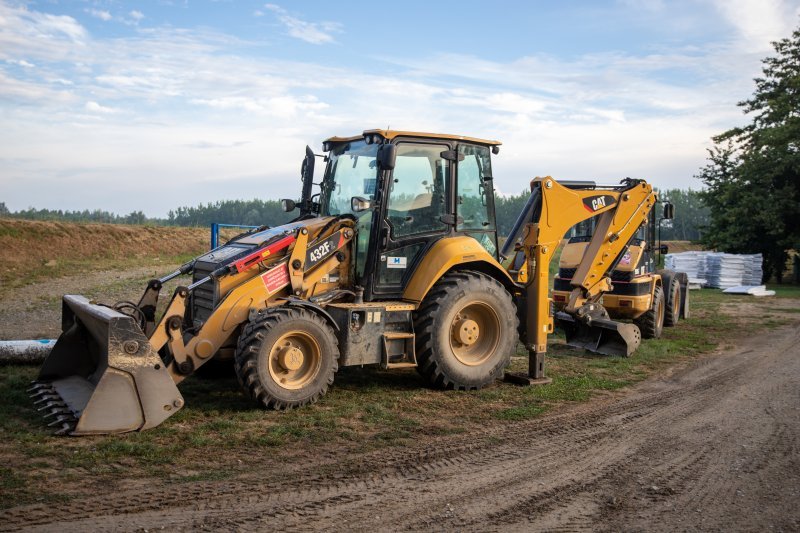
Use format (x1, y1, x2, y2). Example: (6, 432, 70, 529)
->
(381, 331, 416, 369)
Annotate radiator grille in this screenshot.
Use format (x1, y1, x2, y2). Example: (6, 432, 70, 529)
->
(191, 264, 218, 328)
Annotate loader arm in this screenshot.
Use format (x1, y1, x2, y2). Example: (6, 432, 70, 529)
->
(506, 176, 655, 383)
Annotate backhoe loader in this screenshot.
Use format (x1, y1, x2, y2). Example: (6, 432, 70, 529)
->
(30, 130, 687, 435)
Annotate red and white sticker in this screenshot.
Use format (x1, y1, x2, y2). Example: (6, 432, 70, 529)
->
(261, 263, 290, 292)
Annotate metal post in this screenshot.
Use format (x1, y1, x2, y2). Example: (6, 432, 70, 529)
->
(210, 223, 219, 249)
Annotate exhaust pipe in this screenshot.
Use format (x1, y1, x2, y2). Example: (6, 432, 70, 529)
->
(31, 295, 183, 435)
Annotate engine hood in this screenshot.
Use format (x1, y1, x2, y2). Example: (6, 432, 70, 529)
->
(234, 216, 339, 246)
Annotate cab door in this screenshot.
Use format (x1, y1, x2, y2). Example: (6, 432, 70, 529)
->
(371, 141, 452, 297)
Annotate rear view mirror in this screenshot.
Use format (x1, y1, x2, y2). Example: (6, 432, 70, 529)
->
(377, 144, 397, 170)
(281, 199, 297, 212)
(663, 201, 674, 220)
(299, 145, 315, 214)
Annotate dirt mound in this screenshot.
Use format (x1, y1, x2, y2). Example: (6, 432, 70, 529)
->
(664, 240, 704, 253)
(0, 219, 209, 264)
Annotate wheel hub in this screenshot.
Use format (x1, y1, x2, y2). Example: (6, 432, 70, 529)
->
(277, 345, 304, 371)
(454, 318, 480, 346)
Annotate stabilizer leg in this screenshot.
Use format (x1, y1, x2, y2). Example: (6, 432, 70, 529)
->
(504, 349, 553, 386)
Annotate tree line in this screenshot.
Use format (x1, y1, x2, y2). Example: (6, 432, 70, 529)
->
(2, 189, 707, 241)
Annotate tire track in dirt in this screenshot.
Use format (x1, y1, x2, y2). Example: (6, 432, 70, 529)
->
(2, 325, 798, 532)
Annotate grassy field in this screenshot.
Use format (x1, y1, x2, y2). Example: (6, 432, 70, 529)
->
(2, 288, 797, 508)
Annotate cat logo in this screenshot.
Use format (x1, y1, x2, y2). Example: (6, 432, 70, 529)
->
(582, 194, 617, 213)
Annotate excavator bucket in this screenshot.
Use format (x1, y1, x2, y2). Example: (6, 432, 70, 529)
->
(29, 295, 183, 435)
(555, 312, 641, 357)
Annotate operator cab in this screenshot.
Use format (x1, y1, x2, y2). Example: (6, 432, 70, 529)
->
(289, 130, 502, 301)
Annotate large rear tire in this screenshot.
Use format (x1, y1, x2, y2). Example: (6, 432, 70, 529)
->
(664, 277, 681, 327)
(234, 307, 338, 409)
(414, 271, 518, 390)
(635, 284, 665, 339)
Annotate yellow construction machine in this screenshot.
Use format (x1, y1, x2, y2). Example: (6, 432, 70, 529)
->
(30, 130, 687, 435)
(552, 195, 688, 342)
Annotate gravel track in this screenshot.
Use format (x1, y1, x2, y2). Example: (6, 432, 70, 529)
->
(2, 324, 798, 532)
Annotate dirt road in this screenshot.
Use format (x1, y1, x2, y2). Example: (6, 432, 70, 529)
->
(2, 322, 798, 531)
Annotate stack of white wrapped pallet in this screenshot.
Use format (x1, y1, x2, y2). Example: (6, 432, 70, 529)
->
(664, 251, 768, 294)
(742, 254, 764, 285)
(706, 253, 747, 289)
(665, 251, 708, 289)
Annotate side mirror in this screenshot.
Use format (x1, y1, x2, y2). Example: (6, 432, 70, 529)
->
(377, 144, 397, 171)
(659, 244, 669, 255)
(663, 201, 674, 220)
(351, 196, 372, 213)
(299, 145, 315, 214)
(281, 199, 297, 212)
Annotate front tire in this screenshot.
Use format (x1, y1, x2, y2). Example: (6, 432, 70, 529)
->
(234, 307, 338, 409)
(635, 284, 665, 339)
(414, 271, 518, 390)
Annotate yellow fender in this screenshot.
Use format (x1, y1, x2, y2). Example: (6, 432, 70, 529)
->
(402, 236, 516, 303)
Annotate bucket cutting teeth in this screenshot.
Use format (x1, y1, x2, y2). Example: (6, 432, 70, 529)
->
(33, 394, 61, 405)
(47, 414, 76, 428)
(28, 381, 78, 435)
(42, 406, 74, 419)
(37, 400, 67, 412)
(54, 424, 75, 436)
(27, 382, 49, 393)
(37, 402, 67, 412)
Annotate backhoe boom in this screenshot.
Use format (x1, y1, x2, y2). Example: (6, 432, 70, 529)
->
(508, 176, 655, 383)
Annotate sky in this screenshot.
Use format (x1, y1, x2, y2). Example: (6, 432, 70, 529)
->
(1, 0, 799, 217)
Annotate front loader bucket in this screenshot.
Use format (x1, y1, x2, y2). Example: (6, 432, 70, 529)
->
(30, 295, 183, 435)
(555, 312, 641, 357)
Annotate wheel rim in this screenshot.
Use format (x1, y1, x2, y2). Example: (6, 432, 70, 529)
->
(657, 291, 665, 329)
(449, 301, 501, 366)
(267, 331, 322, 390)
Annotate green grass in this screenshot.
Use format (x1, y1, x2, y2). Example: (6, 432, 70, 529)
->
(0, 288, 797, 508)
(767, 284, 800, 298)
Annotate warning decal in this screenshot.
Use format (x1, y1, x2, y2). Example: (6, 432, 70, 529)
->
(262, 263, 290, 292)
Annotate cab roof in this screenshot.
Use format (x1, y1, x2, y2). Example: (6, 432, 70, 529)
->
(323, 129, 502, 147)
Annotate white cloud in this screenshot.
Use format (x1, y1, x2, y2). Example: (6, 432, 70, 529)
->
(711, 0, 800, 51)
(129, 10, 144, 21)
(85, 101, 117, 114)
(264, 4, 342, 44)
(87, 9, 112, 22)
(0, 3, 87, 62)
(7, 58, 35, 68)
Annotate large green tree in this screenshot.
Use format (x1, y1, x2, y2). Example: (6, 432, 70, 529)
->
(697, 24, 800, 282)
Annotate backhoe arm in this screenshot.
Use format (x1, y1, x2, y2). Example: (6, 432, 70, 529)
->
(506, 176, 654, 384)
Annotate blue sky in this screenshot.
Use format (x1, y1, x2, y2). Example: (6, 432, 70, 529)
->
(1, 0, 799, 216)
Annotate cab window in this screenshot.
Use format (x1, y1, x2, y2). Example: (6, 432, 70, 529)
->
(457, 144, 494, 231)
(386, 144, 449, 238)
